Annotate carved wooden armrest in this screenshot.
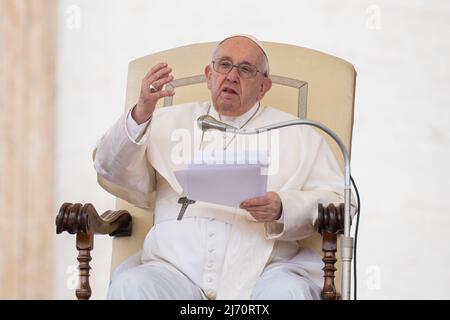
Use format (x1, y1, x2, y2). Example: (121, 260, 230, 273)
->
(55, 203, 132, 300)
(317, 203, 345, 300)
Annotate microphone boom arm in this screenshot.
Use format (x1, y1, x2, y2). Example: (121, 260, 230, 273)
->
(197, 115, 354, 300)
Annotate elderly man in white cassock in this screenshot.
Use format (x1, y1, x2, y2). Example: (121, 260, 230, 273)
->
(94, 35, 345, 300)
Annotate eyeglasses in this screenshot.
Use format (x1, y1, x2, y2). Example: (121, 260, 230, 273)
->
(212, 59, 265, 79)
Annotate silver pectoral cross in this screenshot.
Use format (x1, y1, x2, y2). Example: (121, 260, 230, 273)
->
(177, 196, 196, 220)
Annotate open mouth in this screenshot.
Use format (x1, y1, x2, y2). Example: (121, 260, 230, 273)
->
(222, 87, 238, 95)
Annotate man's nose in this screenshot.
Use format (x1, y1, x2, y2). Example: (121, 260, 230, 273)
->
(226, 66, 240, 82)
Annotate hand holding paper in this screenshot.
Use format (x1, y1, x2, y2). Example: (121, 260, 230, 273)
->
(239, 191, 283, 222)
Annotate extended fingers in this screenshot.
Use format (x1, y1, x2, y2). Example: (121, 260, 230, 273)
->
(243, 192, 281, 208)
(240, 196, 270, 208)
(145, 62, 168, 79)
(143, 63, 173, 93)
(241, 192, 282, 222)
(148, 66, 172, 84)
(242, 206, 272, 214)
(141, 63, 174, 97)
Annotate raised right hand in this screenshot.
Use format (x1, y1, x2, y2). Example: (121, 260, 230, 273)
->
(133, 62, 175, 124)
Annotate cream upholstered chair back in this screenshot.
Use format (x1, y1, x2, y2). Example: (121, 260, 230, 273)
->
(111, 41, 356, 294)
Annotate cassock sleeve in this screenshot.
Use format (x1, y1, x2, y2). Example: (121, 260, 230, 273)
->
(264, 128, 349, 241)
(93, 108, 156, 208)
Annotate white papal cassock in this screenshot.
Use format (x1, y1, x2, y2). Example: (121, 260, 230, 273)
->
(94, 101, 345, 300)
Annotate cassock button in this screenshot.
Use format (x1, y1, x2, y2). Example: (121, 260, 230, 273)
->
(208, 248, 215, 253)
(208, 232, 215, 237)
(206, 277, 213, 283)
(207, 263, 214, 269)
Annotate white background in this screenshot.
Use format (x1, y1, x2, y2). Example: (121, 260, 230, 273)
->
(54, 0, 450, 299)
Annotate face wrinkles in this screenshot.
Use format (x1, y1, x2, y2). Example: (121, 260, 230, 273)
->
(205, 37, 271, 117)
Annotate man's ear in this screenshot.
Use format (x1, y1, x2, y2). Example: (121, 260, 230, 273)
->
(204, 65, 212, 90)
(257, 77, 272, 101)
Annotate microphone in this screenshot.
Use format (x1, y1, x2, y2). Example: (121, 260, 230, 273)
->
(197, 114, 354, 300)
(197, 115, 237, 132)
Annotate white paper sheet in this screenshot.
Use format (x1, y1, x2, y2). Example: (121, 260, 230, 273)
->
(174, 163, 268, 208)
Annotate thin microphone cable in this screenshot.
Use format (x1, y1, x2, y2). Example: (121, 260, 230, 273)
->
(350, 175, 361, 300)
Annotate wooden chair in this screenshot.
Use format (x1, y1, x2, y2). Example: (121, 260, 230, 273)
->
(56, 41, 356, 300)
